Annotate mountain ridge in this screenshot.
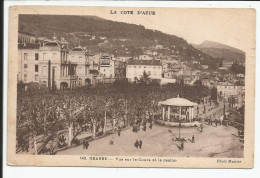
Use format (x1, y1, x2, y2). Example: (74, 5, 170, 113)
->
(19, 14, 221, 69)
(198, 40, 245, 54)
(191, 40, 245, 64)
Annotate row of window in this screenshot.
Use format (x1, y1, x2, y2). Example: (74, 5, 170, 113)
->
(70, 56, 83, 59)
(23, 53, 58, 61)
(23, 74, 38, 82)
(24, 64, 38, 72)
(218, 86, 237, 89)
(24, 53, 38, 61)
(219, 91, 238, 96)
(128, 65, 161, 69)
(127, 71, 159, 76)
(18, 35, 35, 44)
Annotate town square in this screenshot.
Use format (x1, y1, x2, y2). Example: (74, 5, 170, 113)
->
(15, 14, 245, 158)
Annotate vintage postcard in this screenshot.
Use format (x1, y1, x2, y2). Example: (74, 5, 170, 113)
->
(7, 6, 255, 168)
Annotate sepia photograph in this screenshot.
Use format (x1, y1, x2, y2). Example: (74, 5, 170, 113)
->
(7, 6, 255, 168)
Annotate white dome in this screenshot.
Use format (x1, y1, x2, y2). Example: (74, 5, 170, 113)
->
(71, 47, 85, 52)
(158, 98, 198, 107)
(43, 41, 60, 48)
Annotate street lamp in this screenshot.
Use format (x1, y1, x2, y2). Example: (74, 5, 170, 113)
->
(179, 120, 182, 139)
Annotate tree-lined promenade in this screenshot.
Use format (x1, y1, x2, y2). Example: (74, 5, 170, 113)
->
(16, 82, 211, 154)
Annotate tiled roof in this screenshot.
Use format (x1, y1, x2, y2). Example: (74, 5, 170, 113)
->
(18, 43, 40, 49)
(18, 30, 36, 36)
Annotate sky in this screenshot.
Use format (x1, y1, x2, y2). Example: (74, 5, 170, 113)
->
(91, 8, 255, 53)
(14, 6, 256, 54)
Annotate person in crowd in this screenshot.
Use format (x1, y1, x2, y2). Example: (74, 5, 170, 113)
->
(71, 136, 80, 146)
(143, 125, 146, 132)
(200, 124, 203, 132)
(181, 141, 184, 151)
(58, 135, 66, 148)
(118, 126, 121, 137)
(83, 138, 87, 149)
(149, 122, 153, 129)
(83, 138, 89, 149)
(215, 119, 218, 127)
(192, 135, 195, 143)
(17, 82, 211, 153)
(134, 140, 139, 149)
(110, 136, 115, 145)
(139, 140, 143, 149)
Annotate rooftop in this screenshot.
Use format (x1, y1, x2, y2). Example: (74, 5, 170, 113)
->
(43, 41, 60, 48)
(158, 97, 198, 107)
(18, 43, 40, 49)
(70, 47, 86, 53)
(18, 30, 36, 37)
(127, 60, 161, 66)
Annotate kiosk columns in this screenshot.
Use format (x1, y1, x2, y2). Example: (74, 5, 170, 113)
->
(158, 97, 198, 123)
(167, 106, 170, 122)
(162, 106, 165, 121)
(191, 107, 194, 122)
(179, 106, 182, 120)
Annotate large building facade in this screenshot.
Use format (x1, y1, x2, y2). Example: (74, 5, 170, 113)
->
(217, 84, 245, 108)
(99, 54, 115, 79)
(126, 60, 163, 82)
(18, 39, 72, 90)
(17, 35, 110, 89)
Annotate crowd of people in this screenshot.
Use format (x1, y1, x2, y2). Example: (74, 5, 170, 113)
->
(16, 82, 210, 154)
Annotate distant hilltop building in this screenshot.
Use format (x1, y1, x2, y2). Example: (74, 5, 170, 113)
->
(126, 60, 162, 82)
(115, 56, 132, 63)
(135, 55, 153, 61)
(222, 61, 233, 68)
(201, 65, 209, 70)
(155, 44, 163, 49)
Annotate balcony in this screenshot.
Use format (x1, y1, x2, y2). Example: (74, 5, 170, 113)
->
(61, 74, 78, 80)
(61, 61, 77, 65)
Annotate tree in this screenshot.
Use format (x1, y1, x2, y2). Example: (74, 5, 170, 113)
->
(194, 80, 202, 86)
(230, 62, 245, 74)
(211, 87, 217, 100)
(219, 57, 223, 67)
(140, 70, 150, 84)
(17, 81, 25, 91)
(238, 105, 245, 124)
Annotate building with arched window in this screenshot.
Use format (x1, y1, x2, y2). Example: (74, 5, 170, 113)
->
(17, 34, 108, 89)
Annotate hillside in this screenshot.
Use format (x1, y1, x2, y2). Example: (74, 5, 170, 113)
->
(191, 41, 245, 64)
(19, 15, 186, 47)
(19, 15, 220, 68)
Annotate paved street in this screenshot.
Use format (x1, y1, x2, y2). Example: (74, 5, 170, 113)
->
(58, 123, 243, 158)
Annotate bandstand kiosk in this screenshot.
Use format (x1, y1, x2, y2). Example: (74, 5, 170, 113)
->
(158, 97, 198, 123)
